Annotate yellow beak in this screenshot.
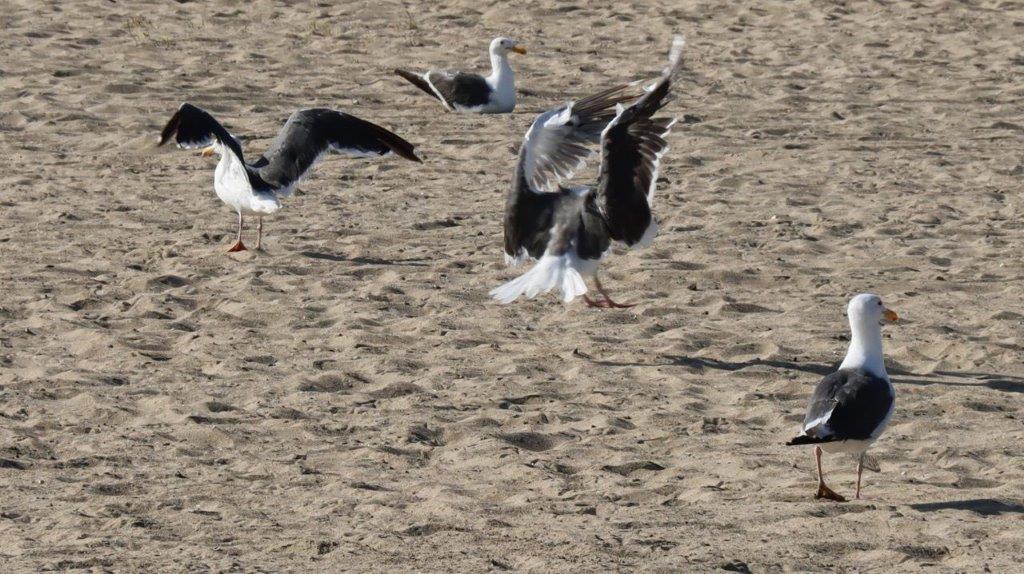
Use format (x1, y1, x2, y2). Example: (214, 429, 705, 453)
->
(510, 45, 527, 55)
(883, 309, 899, 323)
(200, 145, 215, 157)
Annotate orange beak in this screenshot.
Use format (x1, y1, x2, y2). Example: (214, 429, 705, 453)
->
(510, 45, 527, 55)
(883, 309, 899, 323)
(200, 145, 215, 157)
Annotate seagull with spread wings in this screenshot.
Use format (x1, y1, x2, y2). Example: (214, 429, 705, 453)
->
(491, 36, 685, 307)
(158, 104, 421, 252)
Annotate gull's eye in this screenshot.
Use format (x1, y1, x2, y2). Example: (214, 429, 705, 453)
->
(877, 301, 883, 306)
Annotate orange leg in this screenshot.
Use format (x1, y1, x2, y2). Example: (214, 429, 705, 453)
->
(814, 446, 846, 502)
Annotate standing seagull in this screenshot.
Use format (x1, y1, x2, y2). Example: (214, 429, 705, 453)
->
(158, 104, 421, 252)
(787, 294, 899, 501)
(394, 37, 525, 113)
(490, 36, 685, 307)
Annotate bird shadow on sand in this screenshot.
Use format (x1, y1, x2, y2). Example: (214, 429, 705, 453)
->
(909, 498, 1024, 516)
(301, 251, 431, 267)
(589, 355, 1024, 394)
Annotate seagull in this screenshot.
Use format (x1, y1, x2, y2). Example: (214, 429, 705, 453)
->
(158, 103, 421, 252)
(394, 37, 525, 113)
(490, 36, 685, 307)
(786, 293, 899, 501)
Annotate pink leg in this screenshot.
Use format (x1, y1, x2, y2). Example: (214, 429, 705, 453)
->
(855, 454, 864, 500)
(227, 212, 247, 252)
(592, 275, 636, 309)
(255, 216, 263, 250)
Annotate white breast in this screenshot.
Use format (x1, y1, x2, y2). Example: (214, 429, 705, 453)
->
(214, 152, 253, 211)
(213, 153, 281, 215)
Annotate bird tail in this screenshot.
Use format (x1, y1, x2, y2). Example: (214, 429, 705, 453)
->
(394, 69, 442, 102)
(785, 434, 836, 446)
(490, 252, 588, 304)
(250, 191, 282, 214)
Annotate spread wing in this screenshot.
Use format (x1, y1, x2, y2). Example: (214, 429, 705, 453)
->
(596, 36, 685, 247)
(518, 84, 641, 193)
(252, 109, 421, 193)
(158, 103, 244, 161)
(502, 85, 638, 263)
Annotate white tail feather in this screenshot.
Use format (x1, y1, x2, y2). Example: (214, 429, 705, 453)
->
(490, 252, 588, 304)
(249, 191, 282, 215)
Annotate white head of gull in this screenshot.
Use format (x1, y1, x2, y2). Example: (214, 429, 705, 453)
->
(485, 37, 524, 110)
(839, 293, 898, 378)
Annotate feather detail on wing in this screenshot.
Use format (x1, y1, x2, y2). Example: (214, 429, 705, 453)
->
(252, 109, 420, 193)
(665, 35, 687, 81)
(597, 36, 685, 246)
(519, 84, 642, 192)
(424, 70, 492, 110)
(786, 369, 894, 446)
(158, 103, 244, 161)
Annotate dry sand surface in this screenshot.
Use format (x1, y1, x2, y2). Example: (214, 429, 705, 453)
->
(1, 0, 1023, 571)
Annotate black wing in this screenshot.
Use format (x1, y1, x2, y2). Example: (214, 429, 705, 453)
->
(518, 84, 642, 193)
(596, 36, 685, 247)
(158, 103, 244, 161)
(502, 166, 560, 264)
(425, 71, 493, 110)
(252, 109, 421, 192)
(502, 174, 612, 265)
(789, 369, 894, 444)
(490, 187, 611, 304)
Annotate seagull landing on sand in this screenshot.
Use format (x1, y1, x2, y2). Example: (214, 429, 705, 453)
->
(394, 37, 525, 113)
(490, 36, 686, 308)
(786, 293, 899, 502)
(158, 103, 421, 252)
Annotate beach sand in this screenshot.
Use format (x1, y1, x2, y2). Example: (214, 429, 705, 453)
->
(1, 0, 1022, 571)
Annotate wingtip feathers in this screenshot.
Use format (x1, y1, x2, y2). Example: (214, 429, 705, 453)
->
(157, 108, 182, 147)
(669, 35, 686, 72)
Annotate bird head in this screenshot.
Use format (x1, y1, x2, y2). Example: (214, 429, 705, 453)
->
(491, 37, 526, 56)
(848, 293, 899, 327)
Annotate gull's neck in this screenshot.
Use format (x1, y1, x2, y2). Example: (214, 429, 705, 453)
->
(213, 142, 252, 192)
(215, 144, 242, 170)
(487, 50, 514, 91)
(839, 316, 887, 378)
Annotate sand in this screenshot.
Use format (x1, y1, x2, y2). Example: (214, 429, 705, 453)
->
(1, 0, 1023, 571)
